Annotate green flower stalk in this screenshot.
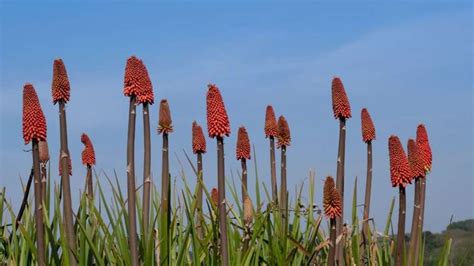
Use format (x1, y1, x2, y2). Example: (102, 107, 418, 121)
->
(236, 126, 251, 206)
(192, 121, 206, 239)
(265, 105, 279, 204)
(277, 115, 291, 248)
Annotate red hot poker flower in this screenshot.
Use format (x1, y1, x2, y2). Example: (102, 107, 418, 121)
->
(277, 116, 291, 148)
(51, 59, 71, 104)
(81, 133, 96, 166)
(416, 124, 432, 173)
(59, 154, 72, 176)
(158, 99, 173, 134)
(323, 176, 342, 219)
(331, 77, 352, 119)
(206, 84, 231, 138)
(123, 56, 154, 104)
(361, 108, 376, 142)
(388, 135, 412, 187)
(211, 188, 219, 206)
(264, 105, 278, 138)
(23, 84, 47, 144)
(192, 121, 206, 154)
(236, 126, 251, 160)
(407, 139, 425, 178)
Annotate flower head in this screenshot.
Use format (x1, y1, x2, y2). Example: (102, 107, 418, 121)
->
(39, 140, 50, 163)
(361, 108, 376, 142)
(407, 139, 425, 179)
(51, 59, 71, 104)
(59, 154, 72, 176)
(264, 105, 278, 138)
(22, 84, 47, 144)
(192, 121, 206, 154)
(123, 56, 154, 104)
(236, 126, 251, 160)
(388, 135, 412, 187)
(323, 176, 342, 219)
(416, 124, 432, 173)
(211, 188, 219, 206)
(277, 116, 291, 148)
(81, 133, 96, 166)
(206, 84, 231, 138)
(158, 99, 173, 134)
(331, 77, 352, 119)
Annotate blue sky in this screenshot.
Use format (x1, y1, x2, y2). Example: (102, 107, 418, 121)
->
(1, 2, 472, 233)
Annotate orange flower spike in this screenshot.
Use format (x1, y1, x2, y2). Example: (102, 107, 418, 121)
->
(264, 105, 278, 138)
(81, 133, 96, 166)
(388, 135, 412, 187)
(123, 56, 154, 104)
(192, 121, 206, 154)
(331, 77, 352, 119)
(211, 188, 219, 206)
(277, 116, 291, 148)
(22, 84, 47, 144)
(323, 176, 342, 219)
(407, 139, 425, 179)
(158, 99, 173, 134)
(416, 124, 432, 173)
(206, 84, 231, 138)
(51, 59, 71, 104)
(361, 108, 376, 142)
(236, 126, 251, 160)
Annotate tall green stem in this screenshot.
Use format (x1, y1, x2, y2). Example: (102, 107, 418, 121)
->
(335, 118, 346, 264)
(279, 145, 288, 254)
(86, 165, 93, 200)
(41, 164, 47, 206)
(59, 101, 77, 265)
(241, 158, 248, 206)
(362, 141, 373, 247)
(32, 140, 46, 266)
(396, 186, 406, 266)
(269, 136, 278, 204)
(197, 152, 204, 239)
(328, 218, 337, 266)
(416, 177, 427, 263)
(408, 177, 421, 265)
(142, 103, 151, 235)
(126, 97, 139, 266)
(217, 137, 229, 266)
(160, 133, 170, 265)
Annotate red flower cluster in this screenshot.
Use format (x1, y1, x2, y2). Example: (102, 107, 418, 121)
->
(211, 188, 219, 206)
(206, 84, 231, 138)
(59, 154, 72, 176)
(407, 139, 425, 179)
(22, 84, 47, 144)
(361, 108, 376, 142)
(264, 105, 278, 138)
(158, 99, 173, 134)
(192, 121, 206, 154)
(123, 56, 154, 104)
(388, 136, 412, 187)
(236, 126, 251, 160)
(277, 116, 291, 148)
(81, 133, 96, 166)
(331, 77, 352, 119)
(416, 124, 432, 173)
(51, 59, 71, 104)
(323, 176, 342, 219)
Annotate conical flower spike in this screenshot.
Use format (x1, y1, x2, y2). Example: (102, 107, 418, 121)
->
(51, 59, 71, 104)
(407, 139, 425, 178)
(361, 108, 376, 142)
(236, 127, 251, 160)
(264, 105, 278, 138)
(206, 84, 231, 138)
(277, 116, 291, 148)
(388, 135, 412, 187)
(123, 56, 154, 104)
(416, 124, 432, 173)
(81, 133, 96, 166)
(192, 121, 206, 154)
(323, 176, 342, 219)
(158, 99, 173, 134)
(331, 77, 352, 119)
(22, 84, 47, 144)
